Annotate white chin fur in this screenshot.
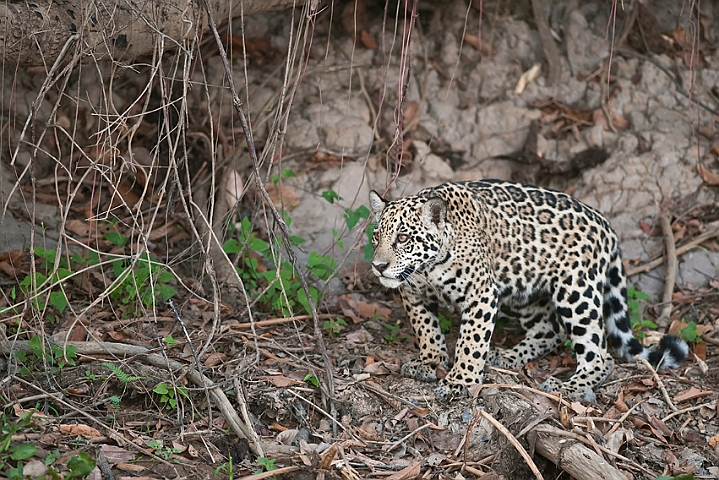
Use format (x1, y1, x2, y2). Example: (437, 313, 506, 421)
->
(379, 277, 403, 289)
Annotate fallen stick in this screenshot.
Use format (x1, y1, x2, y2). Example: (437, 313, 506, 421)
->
(0, 340, 295, 456)
(656, 215, 677, 326)
(533, 428, 628, 480)
(481, 386, 627, 480)
(230, 314, 337, 330)
(627, 220, 719, 276)
(479, 410, 544, 480)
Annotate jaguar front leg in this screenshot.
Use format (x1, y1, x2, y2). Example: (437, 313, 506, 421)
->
(435, 285, 498, 402)
(399, 287, 449, 383)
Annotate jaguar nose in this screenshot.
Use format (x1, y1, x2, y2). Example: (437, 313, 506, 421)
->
(372, 261, 389, 274)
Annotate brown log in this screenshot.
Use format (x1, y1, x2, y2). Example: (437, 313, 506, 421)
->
(0, 0, 308, 67)
(481, 387, 627, 480)
(534, 429, 627, 480)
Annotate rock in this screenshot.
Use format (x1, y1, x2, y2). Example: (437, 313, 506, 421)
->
(419, 153, 454, 181)
(677, 250, 719, 289)
(566, 10, 609, 76)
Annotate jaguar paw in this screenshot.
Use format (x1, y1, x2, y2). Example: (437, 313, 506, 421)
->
(400, 360, 439, 382)
(434, 379, 467, 403)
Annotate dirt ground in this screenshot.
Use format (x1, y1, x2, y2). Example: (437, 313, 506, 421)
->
(1, 0, 719, 479)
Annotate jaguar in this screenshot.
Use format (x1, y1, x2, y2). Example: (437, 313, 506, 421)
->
(368, 180, 688, 402)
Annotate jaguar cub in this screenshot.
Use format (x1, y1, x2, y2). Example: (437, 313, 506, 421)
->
(369, 180, 688, 402)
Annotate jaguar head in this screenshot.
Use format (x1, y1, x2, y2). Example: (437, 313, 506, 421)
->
(368, 190, 447, 288)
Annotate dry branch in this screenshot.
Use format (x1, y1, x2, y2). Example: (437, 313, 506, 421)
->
(534, 428, 627, 480)
(656, 214, 676, 326)
(0, 340, 296, 456)
(481, 387, 627, 480)
(0, 0, 308, 67)
(627, 220, 719, 276)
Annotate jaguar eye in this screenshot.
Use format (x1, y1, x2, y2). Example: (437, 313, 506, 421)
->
(397, 234, 408, 243)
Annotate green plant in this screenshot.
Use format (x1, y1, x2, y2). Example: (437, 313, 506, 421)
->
(382, 322, 411, 343)
(215, 454, 233, 479)
(0, 411, 36, 480)
(344, 205, 370, 231)
(224, 216, 336, 317)
(147, 440, 182, 461)
(678, 321, 702, 343)
(438, 311, 452, 334)
(321, 189, 341, 204)
(256, 456, 277, 474)
(66, 452, 96, 478)
(363, 222, 376, 261)
(153, 383, 189, 410)
(19, 247, 73, 315)
(14, 335, 77, 375)
(110, 252, 177, 315)
(271, 169, 296, 185)
(304, 373, 320, 388)
(627, 285, 656, 339)
(323, 318, 347, 334)
(105, 362, 143, 405)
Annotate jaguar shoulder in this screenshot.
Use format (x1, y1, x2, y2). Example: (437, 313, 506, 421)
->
(368, 180, 688, 402)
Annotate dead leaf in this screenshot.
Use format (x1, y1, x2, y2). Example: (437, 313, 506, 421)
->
(258, 375, 303, 388)
(360, 30, 377, 49)
(514, 63, 541, 95)
(605, 428, 633, 454)
(346, 327, 373, 343)
(99, 445, 135, 465)
(277, 429, 299, 445)
(673, 386, 713, 403)
(116, 463, 145, 473)
(23, 459, 48, 478)
(698, 163, 719, 185)
(264, 183, 300, 210)
(59, 424, 102, 437)
(225, 169, 244, 209)
(386, 460, 422, 480)
(65, 219, 89, 236)
(363, 362, 391, 375)
(203, 352, 227, 368)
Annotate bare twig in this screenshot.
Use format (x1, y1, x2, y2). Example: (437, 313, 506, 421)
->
(230, 314, 337, 330)
(661, 401, 716, 423)
(634, 355, 678, 412)
(606, 401, 642, 436)
(530, 0, 561, 86)
(656, 214, 677, 326)
(0, 340, 295, 456)
(627, 220, 719, 276)
(198, 0, 337, 421)
(478, 410, 544, 480)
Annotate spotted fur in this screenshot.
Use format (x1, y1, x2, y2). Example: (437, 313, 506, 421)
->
(369, 180, 688, 402)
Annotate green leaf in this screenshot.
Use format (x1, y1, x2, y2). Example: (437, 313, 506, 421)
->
(67, 452, 96, 476)
(104, 231, 129, 247)
(282, 169, 296, 179)
(164, 334, 177, 345)
(223, 239, 243, 254)
(158, 284, 176, 301)
(344, 205, 370, 230)
(153, 383, 169, 395)
(363, 242, 374, 261)
(303, 373, 319, 388)
(49, 291, 68, 312)
(10, 442, 37, 460)
(321, 190, 342, 204)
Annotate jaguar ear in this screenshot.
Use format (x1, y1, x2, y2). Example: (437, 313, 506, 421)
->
(423, 197, 446, 229)
(369, 190, 387, 215)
